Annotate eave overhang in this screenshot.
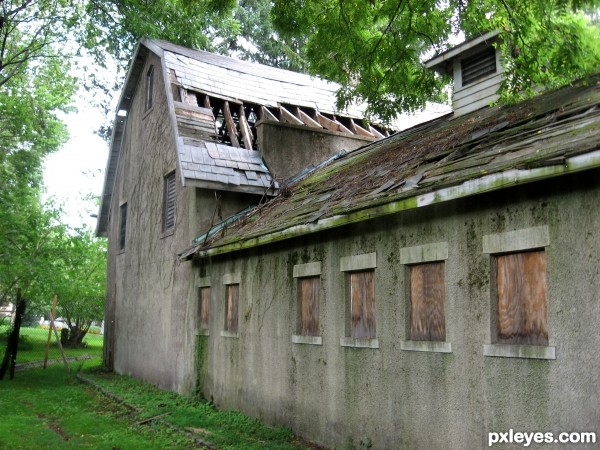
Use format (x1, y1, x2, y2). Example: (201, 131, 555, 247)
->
(181, 149, 600, 261)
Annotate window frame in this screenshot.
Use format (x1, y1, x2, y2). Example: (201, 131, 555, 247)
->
(292, 262, 322, 345)
(482, 226, 555, 360)
(399, 242, 452, 354)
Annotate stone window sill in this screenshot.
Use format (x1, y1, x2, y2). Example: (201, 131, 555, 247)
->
(400, 340, 452, 353)
(220, 331, 239, 339)
(196, 329, 209, 337)
(340, 337, 379, 349)
(483, 344, 556, 360)
(160, 228, 174, 239)
(292, 335, 322, 345)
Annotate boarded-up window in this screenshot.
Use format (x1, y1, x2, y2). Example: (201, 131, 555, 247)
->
(119, 203, 127, 251)
(350, 271, 376, 339)
(163, 172, 176, 231)
(409, 262, 446, 341)
(225, 284, 239, 333)
(496, 251, 548, 345)
(299, 277, 320, 336)
(198, 287, 210, 330)
(146, 65, 154, 110)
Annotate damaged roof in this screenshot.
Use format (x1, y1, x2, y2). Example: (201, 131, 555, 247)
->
(98, 38, 392, 236)
(181, 74, 600, 260)
(159, 39, 368, 118)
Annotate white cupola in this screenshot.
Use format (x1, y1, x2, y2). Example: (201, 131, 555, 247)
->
(425, 30, 502, 117)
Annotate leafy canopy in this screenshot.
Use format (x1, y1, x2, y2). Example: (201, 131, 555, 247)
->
(271, 0, 600, 121)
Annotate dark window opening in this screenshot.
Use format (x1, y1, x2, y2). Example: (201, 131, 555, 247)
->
(119, 203, 127, 251)
(146, 66, 154, 110)
(461, 47, 497, 86)
(163, 172, 176, 232)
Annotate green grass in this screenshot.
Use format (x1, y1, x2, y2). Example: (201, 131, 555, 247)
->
(0, 360, 195, 449)
(0, 325, 103, 364)
(0, 361, 320, 449)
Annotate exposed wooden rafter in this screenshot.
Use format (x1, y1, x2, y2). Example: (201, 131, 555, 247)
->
(238, 104, 254, 150)
(298, 109, 323, 129)
(222, 101, 240, 148)
(349, 118, 374, 138)
(316, 113, 352, 135)
(279, 105, 304, 126)
(261, 106, 279, 121)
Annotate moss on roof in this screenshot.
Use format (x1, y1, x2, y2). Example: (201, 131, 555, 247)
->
(181, 74, 600, 260)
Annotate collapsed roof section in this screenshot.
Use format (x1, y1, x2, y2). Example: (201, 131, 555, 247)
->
(96, 38, 447, 236)
(180, 73, 600, 260)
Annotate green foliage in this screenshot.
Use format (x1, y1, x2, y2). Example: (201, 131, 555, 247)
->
(271, 0, 600, 121)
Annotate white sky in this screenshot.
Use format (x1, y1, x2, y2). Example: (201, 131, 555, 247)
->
(43, 101, 109, 231)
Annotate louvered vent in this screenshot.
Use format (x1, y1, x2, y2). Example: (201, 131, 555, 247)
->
(164, 172, 176, 231)
(461, 47, 497, 86)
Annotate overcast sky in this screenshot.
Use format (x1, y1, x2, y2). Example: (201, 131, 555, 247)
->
(43, 101, 109, 231)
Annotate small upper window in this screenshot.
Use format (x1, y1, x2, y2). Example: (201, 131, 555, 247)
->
(163, 172, 176, 232)
(495, 250, 548, 345)
(146, 65, 154, 111)
(119, 203, 127, 251)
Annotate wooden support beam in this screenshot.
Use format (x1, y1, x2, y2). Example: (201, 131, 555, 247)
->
(261, 106, 279, 121)
(298, 109, 323, 129)
(222, 101, 240, 147)
(316, 113, 352, 135)
(279, 105, 304, 126)
(369, 125, 385, 139)
(238, 104, 254, 150)
(349, 119, 374, 137)
(202, 95, 211, 109)
(334, 117, 353, 135)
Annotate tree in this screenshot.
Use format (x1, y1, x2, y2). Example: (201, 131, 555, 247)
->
(48, 228, 106, 347)
(0, 1, 77, 306)
(271, 0, 600, 122)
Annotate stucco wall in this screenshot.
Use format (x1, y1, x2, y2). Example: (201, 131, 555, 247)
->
(256, 120, 374, 181)
(105, 51, 199, 393)
(193, 172, 600, 448)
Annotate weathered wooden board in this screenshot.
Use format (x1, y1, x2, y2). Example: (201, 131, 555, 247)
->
(226, 284, 239, 332)
(199, 287, 210, 330)
(497, 251, 548, 345)
(299, 277, 320, 336)
(410, 262, 446, 341)
(350, 271, 376, 339)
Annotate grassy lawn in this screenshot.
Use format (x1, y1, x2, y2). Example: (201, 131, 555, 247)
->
(0, 360, 322, 449)
(0, 325, 103, 364)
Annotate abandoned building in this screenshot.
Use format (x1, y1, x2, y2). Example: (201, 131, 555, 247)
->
(98, 35, 600, 448)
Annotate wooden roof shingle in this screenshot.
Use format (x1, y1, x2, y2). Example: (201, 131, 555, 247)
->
(181, 73, 600, 260)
